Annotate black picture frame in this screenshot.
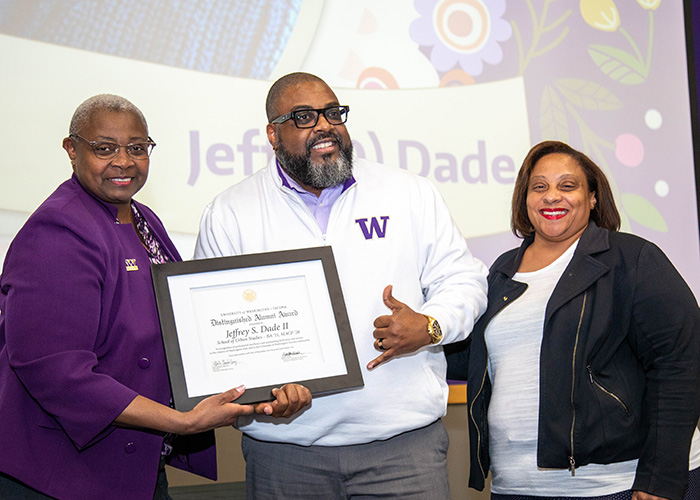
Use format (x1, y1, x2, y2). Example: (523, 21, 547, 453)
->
(151, 246, 363, 410)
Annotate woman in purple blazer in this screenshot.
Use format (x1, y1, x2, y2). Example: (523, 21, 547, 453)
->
(0, 94, 310, 500)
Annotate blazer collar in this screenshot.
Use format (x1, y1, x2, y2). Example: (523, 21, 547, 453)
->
(495, 220, 610, 279)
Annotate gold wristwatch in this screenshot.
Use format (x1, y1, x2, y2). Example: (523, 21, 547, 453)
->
(423, 315, 443, 345)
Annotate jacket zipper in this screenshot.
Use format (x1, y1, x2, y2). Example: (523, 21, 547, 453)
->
(568, 291, 587, 476)
(469, 358, 489, 481)
(586, 365, 630, 414)
(469, 291, 524, 482)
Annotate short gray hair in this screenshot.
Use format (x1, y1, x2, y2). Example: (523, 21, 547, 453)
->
(69, 94, 148, 136)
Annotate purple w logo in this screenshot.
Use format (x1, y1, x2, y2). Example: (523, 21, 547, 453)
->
(355, 216, 390, 239)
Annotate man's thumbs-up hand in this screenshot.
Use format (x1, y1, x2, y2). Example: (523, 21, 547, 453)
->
(367, 285, 433, 370)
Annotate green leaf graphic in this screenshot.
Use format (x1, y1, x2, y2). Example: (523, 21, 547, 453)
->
(588, 45, 646, 85)
(540, 85, 569, 142)
(621, 193, 668, 232)
(555, 79, 622, 111)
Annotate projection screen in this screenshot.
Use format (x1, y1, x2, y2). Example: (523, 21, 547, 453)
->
(1, 0, 699, 298)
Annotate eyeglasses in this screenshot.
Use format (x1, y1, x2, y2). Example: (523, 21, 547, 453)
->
(70, 134, 156, 159)
(271, 105, 350, 129)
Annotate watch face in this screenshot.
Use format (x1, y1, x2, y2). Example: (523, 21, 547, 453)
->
(425, 315, 442, 344)
(429, 318, 442, 343)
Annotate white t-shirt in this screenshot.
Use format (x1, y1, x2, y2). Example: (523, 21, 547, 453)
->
(485, 241, 700, 495)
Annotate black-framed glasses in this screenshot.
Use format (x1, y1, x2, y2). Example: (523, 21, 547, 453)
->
(70, 133, 156, 159)
(271, 105, 350, 129)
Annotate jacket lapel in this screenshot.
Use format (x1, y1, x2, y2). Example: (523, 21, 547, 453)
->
(545, 222, 610, 322)
(496, 222, 612, 323)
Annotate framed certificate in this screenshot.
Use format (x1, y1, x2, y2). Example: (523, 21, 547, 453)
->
(151, 246, 363, 410)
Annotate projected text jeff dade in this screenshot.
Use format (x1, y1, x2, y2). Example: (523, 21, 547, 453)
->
(188, 129, 517, 186)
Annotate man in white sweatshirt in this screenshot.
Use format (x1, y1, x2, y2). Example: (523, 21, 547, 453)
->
(195, 72, 488, 499)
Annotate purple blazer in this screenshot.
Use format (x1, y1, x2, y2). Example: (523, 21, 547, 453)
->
(0, 176, 216, 500)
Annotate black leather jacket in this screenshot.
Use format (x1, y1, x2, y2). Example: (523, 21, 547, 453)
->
(446, 222, 700, 499)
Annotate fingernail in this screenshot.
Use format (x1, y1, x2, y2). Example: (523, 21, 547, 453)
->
(236, 384, 246, 391)
(264, 406, 272, 415)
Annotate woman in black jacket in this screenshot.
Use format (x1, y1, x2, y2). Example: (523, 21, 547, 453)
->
(446, 141, 700, 500)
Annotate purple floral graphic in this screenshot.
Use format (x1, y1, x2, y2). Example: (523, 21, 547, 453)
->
(410, 0, 512, 75)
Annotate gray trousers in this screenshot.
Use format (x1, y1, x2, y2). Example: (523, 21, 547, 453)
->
(241, 419, 450, 499)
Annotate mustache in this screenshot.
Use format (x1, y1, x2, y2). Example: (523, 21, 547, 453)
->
(306, 131, 344, 153)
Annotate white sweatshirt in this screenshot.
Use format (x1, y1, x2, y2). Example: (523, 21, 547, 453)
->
(195, 157, 487, 446)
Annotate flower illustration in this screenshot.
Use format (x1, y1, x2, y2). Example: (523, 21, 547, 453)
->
(410, 0, 512, 76)
(580, 0, 621, 32)
(636, 0, 661, 10)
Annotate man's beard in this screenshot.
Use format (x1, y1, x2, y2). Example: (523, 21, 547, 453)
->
(276, 131, 354, 190)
